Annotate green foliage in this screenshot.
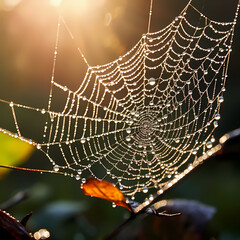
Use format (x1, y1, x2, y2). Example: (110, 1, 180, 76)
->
(0, 132, 34, 177)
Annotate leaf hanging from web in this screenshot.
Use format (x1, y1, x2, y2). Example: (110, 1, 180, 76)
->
(82, 178, 132, 212)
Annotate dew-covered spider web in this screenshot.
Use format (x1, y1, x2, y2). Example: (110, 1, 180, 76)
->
(0, 0, 239, 203)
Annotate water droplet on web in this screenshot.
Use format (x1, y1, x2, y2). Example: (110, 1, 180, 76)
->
(214, 121, 218, 128)
(81, 138, 86, 143)
(211, 136, 215, 142)
(9, 102, 14, 107)
(112, 202, 116, 208)
(53, 165, 59, 172)
(77, 169, 82, 175)
(75, 175, 80, 180)
(37, 144, 41, 149)
(218, 96, 224, 103)
(63, 86, 68, 91)
(82, 178, 86, 183)
(149, 77, 156, 85)
(215, 113, 220, 120)
(143, 186, 148, 193)
(126, 128, 131, 134)
(41, 109, 46, 114)
(149, 194, 154, 201)
(192, 149, 197, 155)
(126, 136, 131, 142)
(206, 141, 212, 149)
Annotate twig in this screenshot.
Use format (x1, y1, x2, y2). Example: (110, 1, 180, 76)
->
(0, 192, 29, 211)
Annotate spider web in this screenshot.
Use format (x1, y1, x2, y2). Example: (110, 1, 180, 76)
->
(0, 0, 239, 202)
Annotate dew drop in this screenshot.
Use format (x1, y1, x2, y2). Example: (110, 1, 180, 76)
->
(126, 128, 131, 134)
(63, 86, 68, 91)
(75, 175, 80, 180)
(214, 121, 218, 128)
(53, 165, 59, 172)
(206, 141, 212, 149)
(126, 136, 131, 142)
(112, 202, 116, 208)
(82, 178, 86, 183)
(143, 186, 148, 193)
(77, 169, 82, 175)
(215, 113, 221, 120)
(218, 96, 224, 103)
(149, 194, 154, 201)
(80, 138, 86, 143)
(149, 77, 156, 86)
(36, 144, 41, 149)
(41, 109, 46, 114)
(192, 149, 197, 155)
(9, 102, 14, 107)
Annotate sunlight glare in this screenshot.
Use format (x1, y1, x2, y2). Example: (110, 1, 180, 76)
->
(49, 0, 62, 7)
(3, 0, 22, 10)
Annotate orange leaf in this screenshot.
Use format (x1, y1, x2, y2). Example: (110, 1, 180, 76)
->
(82, 178, 132, 212)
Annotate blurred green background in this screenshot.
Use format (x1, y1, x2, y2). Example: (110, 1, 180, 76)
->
(0, 0, 240, 239)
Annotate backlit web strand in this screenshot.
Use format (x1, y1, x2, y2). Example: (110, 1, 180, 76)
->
(0, 0, 239, 202)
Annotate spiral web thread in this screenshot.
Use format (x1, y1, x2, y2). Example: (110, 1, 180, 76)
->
(0, 1, 239, 202)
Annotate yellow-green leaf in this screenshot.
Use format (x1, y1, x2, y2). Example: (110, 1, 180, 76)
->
(0, 132, 34, 178)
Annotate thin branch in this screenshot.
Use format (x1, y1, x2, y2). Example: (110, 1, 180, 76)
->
(0, 192, 28, 211)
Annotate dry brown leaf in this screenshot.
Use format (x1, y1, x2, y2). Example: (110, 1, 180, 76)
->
(82, 178, 132, 212)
